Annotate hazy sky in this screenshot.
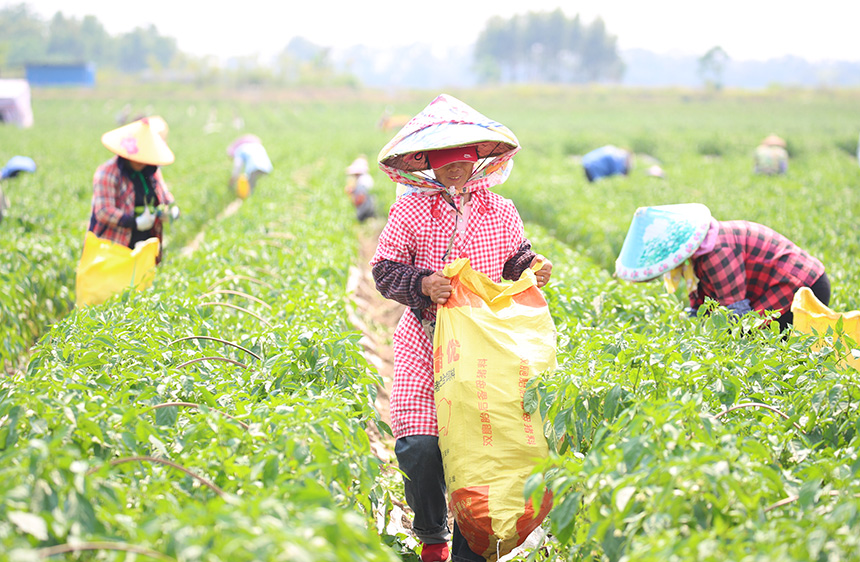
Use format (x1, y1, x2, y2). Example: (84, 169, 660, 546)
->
(8, 0, 860, 62)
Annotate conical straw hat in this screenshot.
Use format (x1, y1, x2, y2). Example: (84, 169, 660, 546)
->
(615, 203, 712, 281)
(102, 117, 174, 166)
(761, 134, 786, 147)
(148, 115, 169, 141)
(346, 156, 369, 175)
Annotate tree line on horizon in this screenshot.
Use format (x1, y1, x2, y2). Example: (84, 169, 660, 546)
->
(0, 3, 181, 73)
(474, 9, 623, 83)
(0, 3, 628, 87)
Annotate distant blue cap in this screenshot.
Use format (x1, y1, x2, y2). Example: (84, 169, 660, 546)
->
(1, 155, 36, 180)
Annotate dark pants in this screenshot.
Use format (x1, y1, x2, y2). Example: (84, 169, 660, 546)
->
(778, 272, 832, 332)
(584, 167, 595, 183)
(248, 169, 266, 193)
(395, 435, 485, 562)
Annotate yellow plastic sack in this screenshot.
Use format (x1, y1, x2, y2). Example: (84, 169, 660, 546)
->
(75, 231, 159, 307)
(433, 258, 556, 560)
(236, 173, 250, 199)
(791, 287, 860, 370)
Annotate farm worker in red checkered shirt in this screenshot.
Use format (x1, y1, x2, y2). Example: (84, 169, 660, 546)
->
(371, 94, 553, 562)
(615, 203, 830, 332)
(88, 116, 179, 263)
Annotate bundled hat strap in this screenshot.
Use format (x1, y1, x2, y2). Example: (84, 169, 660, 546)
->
(663, 260, 699, 295)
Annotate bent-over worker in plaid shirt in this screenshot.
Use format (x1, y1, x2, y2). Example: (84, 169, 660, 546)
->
(371, 144, 552, 562)
(689, 218, 829, 331)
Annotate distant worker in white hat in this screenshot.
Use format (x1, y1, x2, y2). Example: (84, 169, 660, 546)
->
(88, 116, 180, 263)
(344, 155, 377, 222)
(753, 134, 789, 175)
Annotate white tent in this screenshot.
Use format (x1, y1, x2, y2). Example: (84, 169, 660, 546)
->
(0, 79, 34, 128)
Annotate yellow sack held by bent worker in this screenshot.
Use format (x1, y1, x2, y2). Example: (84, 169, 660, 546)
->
(75, 231, 159, 307)
(236, 173, 250, 199)
(791, 287, 860, 370)
(433, 258, 556, 560)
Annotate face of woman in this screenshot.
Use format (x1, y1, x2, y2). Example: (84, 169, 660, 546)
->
(433, 161, 474, 191)
(128, 159, 147, 171)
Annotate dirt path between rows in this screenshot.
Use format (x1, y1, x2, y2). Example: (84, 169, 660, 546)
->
(346, 221, 426, 545)
(178, 198, 244, 258)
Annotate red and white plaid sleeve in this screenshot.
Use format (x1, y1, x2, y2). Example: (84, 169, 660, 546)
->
(371, 198, 423, 266)
(92, 160, 125, 228)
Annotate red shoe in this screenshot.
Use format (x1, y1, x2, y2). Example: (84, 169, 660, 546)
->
(420, 542, 450, 562)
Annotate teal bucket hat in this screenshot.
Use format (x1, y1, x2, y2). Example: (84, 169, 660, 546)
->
(615, 203, 712, 281)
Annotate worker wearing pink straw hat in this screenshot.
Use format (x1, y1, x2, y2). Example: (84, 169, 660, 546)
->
(371, 95, 554, 562)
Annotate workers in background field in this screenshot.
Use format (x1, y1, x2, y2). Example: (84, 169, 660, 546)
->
(0, 155, 37, 223)
(377, 107, 412, 132)
(582, 145, 633, 182)
(227, 134, 273, 199)
(344, 156, 377, 222)
(754, 134, 789, 175)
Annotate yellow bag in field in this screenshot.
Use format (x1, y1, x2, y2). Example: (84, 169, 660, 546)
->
(433, 258, 556, 560)
(791, 287, 860, 370)
(236, 173, 250, 199)
(75, 231, 159, 307)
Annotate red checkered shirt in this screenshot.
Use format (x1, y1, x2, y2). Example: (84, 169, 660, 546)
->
(371, 188, 528, 438)
(89, 157, 174, 248)
(690, 220, 824, 314)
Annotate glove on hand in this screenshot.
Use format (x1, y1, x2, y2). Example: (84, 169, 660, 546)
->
(135, 208, 156, 231)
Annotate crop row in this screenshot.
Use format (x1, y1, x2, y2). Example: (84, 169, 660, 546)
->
(0, 97, 239, 367)
(3, 89, 860, 561)
(520, 227, 860, 560)
(0, 157, 409, 559)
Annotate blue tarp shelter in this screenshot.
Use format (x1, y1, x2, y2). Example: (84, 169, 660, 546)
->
(25, 63, 96, 87)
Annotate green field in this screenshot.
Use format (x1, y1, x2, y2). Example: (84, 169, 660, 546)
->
(1, 86, 860, 560)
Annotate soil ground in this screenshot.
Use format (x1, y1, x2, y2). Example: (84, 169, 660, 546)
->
(345, 219, 421, 541)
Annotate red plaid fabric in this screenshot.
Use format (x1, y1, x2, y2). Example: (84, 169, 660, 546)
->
(89, 157, 174, 248)
(371, 188, 528, 438)
(690, 220, 824, 314)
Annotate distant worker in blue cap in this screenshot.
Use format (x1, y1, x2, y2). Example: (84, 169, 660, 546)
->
(582, 145, 633, 182)
(0, 155, 36, 223)
(1, 155, 36, 180)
